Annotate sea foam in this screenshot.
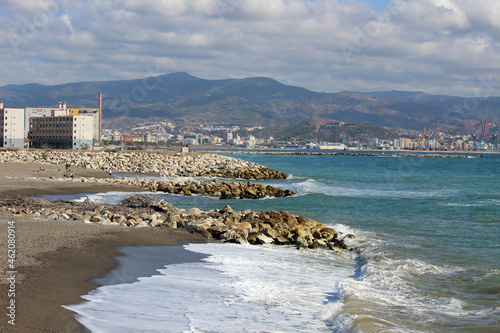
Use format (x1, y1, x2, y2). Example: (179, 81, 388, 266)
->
(65, 243, 358, 333)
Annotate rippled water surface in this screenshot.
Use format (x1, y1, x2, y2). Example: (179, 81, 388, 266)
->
(64, 153, 500, 332)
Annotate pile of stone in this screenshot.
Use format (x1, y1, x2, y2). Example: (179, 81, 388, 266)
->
(205, 150, 482, 159)
(0, 150, 288, 179)
(20, 176, 295, 199)
(0, 195, 353, 251)
(151, 179, 295, 199)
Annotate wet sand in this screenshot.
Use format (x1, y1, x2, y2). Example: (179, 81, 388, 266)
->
(0, 162, 206, 332)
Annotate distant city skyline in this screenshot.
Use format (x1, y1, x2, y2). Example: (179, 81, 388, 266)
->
(1, 0, 499, 97)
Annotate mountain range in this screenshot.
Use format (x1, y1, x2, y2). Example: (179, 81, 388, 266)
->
(1, 72, 498, 134)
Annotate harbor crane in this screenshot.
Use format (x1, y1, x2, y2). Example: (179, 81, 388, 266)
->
(488, 128, 500, 151)
(419, 121, 440, 150)
(471, 119, 488, 150)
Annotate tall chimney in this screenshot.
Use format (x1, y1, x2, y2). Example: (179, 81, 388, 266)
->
(0, 102, 3, 109)
(98, 93, 102, 146)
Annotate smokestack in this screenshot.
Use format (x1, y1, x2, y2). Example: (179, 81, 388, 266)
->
(98, 93, 102, 146)
(0, 102, 3, 109)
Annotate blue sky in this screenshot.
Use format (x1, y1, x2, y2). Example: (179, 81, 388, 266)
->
(351, 0, 392, 8)
(1, 0, 499, 97)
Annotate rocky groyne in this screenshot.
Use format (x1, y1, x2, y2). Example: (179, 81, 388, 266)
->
(202, 150, 484, 159)
(152, 179, 295, 199)
(20, 176, 295, 199)
(0, 150, 288, 179)
(0, 195, 352, 251)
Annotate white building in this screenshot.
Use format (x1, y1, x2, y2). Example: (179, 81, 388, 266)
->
(29, 115, 94, 150)
(224, 131, 233, 142)
(25, 94, 102, 148)
(78, 108, 100, 143)
(244, 135, 257, 148)
(1, 102, 25, 148)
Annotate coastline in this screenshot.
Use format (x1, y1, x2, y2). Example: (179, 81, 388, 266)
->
(0, 215, 206, 333)
(0, 162, 206, 332)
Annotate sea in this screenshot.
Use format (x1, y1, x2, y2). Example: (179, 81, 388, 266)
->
(58, 152, 499, 333)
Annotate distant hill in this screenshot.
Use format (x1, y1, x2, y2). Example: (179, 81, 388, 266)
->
(1, 73, 499, 133)
(265, 116, 399, 142)
(365, 90, 500, 130)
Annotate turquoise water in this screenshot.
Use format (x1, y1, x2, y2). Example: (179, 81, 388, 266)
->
(239, 153, 500, 332)
(63, 153, 500, 332)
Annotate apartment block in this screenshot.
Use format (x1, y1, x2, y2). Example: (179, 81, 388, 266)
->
(24, 102, 69, 138)
(25, 93, 102, 149)
(1, 102, 25, 148)
(29, 115, 94, 150)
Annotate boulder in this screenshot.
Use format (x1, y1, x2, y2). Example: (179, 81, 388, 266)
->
(256, 234, 274, 245)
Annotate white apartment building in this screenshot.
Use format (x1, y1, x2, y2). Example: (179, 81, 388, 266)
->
(29, 115, 94, 150)
(0, 102, 25, 148)
(78, 108, 100, 142)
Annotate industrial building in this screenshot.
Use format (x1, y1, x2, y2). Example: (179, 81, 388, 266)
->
(26, 93, 103, 149)
(24, 102, 70, 138)
(29, 114, 94, 149)
(0, 102, 25, 148)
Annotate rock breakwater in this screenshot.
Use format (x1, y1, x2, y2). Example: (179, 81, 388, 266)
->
(203, 150, 484, 159)
(20, 176, 295, 199)
(0, 195, 351, 251)
(0, 150, 288, 179)
(152, 179, 295, 199)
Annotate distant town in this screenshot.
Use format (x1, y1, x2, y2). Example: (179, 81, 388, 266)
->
(1, 96, 498, 152)
(103, 119, 498, 152)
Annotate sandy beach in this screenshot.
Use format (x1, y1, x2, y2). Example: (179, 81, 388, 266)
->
(0, 162, 206, 332)
(0, 161, 144, 199)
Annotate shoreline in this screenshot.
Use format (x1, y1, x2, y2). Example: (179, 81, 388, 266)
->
(0, 161, 208, 332)
(0, 152, 292, 332)
(0, 215, 206, 333)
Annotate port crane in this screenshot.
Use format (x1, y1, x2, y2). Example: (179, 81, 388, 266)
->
(417, 127, 428, 150)
(488, 128, 500, 151)
(419, 121, 440, 150)
(471, 119, 488, 150)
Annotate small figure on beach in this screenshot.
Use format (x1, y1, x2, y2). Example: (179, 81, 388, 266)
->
(83, 161, 87, 169)
(108, 168, 112, 176)
(36, 166, 45, 172)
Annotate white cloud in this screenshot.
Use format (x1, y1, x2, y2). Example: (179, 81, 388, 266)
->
(0, 0, 498, 97)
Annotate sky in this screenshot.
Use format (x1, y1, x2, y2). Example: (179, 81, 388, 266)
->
(1, 0, 499, 97)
